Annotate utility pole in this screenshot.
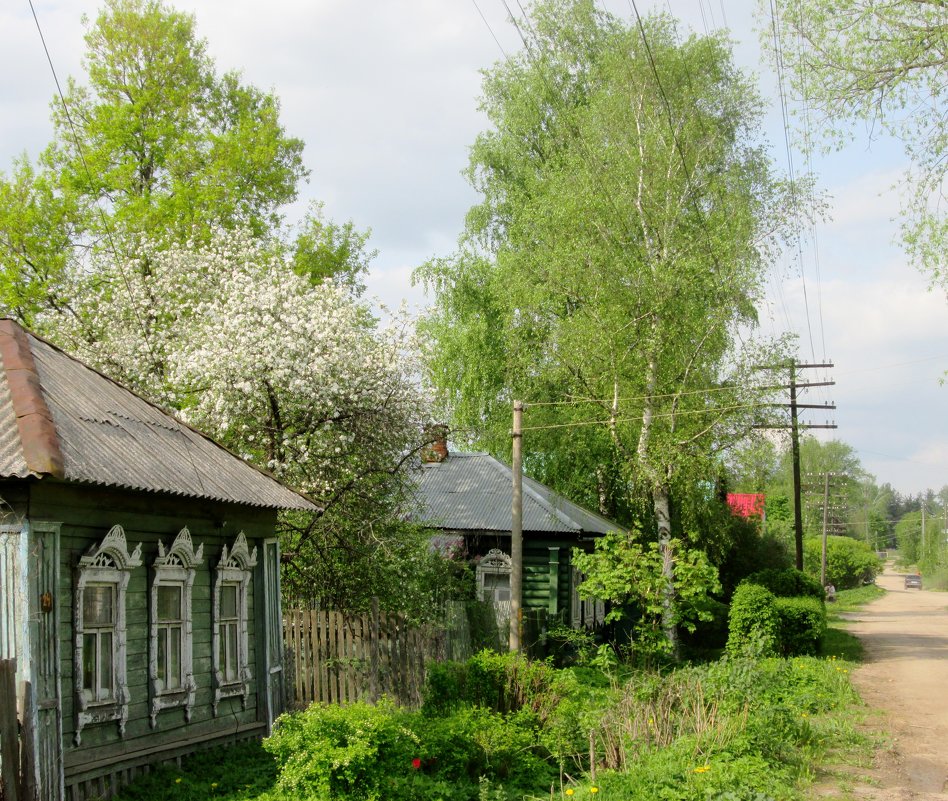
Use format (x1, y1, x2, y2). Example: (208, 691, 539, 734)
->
(821, 472, 831, 586)
(510, 400, 523, 653)
(755, 361, 836, 570)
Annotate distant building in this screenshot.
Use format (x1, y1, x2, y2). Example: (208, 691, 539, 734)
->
(726, 493, 766, 520)
(410, 434, 620, 629)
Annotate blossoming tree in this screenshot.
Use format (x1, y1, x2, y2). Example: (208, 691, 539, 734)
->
(52, 230, 447, 613)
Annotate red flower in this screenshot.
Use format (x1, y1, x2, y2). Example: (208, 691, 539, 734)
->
(411, 758, 422, 770)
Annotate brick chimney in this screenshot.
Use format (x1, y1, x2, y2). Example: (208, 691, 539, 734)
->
(421, 424, 449, 463)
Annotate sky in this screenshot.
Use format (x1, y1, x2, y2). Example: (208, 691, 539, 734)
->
(1, 0, 946, 497)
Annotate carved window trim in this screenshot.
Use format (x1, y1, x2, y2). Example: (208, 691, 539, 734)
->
(212, 532, 256, 715)
(476, 548, 512, 603)
(74, 525, 142, 746)
(149, 527, 203, 728)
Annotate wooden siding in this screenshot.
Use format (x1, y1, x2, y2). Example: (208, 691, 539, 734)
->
(22, 483, 278, 799)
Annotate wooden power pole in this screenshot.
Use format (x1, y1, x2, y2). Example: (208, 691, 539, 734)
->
(755, 361, 836, 570)
(510, 400, 523, 653)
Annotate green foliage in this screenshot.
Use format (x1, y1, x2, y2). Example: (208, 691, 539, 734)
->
(264, 700, 419, 799)
(112, 740, 277, 801)
(742, 568, 825, 601)
(573, 533, 721, 662)
(422, 650, 568, 722)
(726, 584, 779, 657)
(264, 698, 555, 801)
(0, 0, 314, 322)
(418, 0, 798, 548)
(773, 0, 948, 289)
(774, 597, 827, 657)
(803, 536, 881, 589)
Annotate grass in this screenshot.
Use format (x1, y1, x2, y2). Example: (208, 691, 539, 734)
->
(111, 588, 887, 801)
(818, 583, 884, 662)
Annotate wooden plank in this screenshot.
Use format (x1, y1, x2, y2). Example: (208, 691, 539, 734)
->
(369, 600, 380, 704)
(0, 659, 19, 801)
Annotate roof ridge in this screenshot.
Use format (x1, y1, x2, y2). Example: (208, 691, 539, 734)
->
(0, 320, 65, 478)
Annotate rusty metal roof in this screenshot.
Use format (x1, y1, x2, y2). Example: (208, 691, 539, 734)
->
(0, 320, 315, 511)
(410, 451, 618, 536)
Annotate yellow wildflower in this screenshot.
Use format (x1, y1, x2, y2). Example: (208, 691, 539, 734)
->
(565, 790, 574, 797)
(590, 788, 599, 795)
(694, 765, 711, 773)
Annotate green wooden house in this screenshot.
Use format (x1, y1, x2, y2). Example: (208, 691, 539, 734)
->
(0, 320, 314, 801)
(411, 443, 617, 627)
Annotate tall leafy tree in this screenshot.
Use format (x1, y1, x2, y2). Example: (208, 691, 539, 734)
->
(771, 0, 948, 290)
(419, 0, 798, 651)
(0, 0, 308, 322)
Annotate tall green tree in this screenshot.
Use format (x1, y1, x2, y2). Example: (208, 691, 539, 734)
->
(771, 0, 948, 289)
(0, 0, 309, 322)
(419, 0, 798, 651)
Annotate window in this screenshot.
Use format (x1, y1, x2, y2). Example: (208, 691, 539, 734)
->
(149, 527, 202, 727)
(74, 525, 142, 745)
(82, 584, 115, 703)
(476, 549, 512, 603)
(212, 532, 256, 715)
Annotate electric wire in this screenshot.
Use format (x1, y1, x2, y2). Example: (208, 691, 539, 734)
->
(27, 0, 158, 366)
(522, 401, 772, 432)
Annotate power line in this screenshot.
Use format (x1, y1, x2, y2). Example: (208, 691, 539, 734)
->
(524, 379, 796, 408)
(522, 401, 771, 432)
(28, 0, 159, 366)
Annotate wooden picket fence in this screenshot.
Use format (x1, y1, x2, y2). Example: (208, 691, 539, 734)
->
(282, 601, 444, 709)
(282, 600, 551, 712)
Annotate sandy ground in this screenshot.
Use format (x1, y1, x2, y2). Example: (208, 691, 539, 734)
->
(816, 566, 948, 799)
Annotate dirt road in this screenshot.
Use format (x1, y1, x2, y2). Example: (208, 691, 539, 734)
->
(828, 566, 948, 799)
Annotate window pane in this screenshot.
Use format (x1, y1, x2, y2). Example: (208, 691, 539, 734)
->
(168, 627, 182, 689)
(99, 632, 113, 698)
(82, 633, 96, 691)
(484, 573, 510, 590)
(157, 628, 167, 685)
(226, 623, 238, 682)
(157, 584, 182, 622)
(83, 585, 113, 626)
(221, 584, 238, 619)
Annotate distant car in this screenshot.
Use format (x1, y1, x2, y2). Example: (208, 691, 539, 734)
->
(905, 574, 922, 589)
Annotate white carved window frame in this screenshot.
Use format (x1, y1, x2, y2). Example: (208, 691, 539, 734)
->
(74, 525, 142, 746)
(212, 531, 256, 715)
(149, 527, 203, 728)
(476, 548, 512, 602)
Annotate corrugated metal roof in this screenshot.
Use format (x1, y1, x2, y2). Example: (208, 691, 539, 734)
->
(410, 451, 618, 536)
(0, 321, 314, 511)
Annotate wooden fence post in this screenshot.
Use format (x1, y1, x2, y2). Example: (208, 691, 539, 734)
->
(0, 659, 19, 801)
(369, 598, 380, 704)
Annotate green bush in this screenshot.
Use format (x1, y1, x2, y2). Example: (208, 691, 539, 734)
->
(774, 597, 827, 656)
(726, 584, 779, 657)
(742, 568, 825, 601)
(422, 650, 566, 721)
(804, 536, 881, 589)
(264, 700, 419, 800)
(264, 698, 557, 801)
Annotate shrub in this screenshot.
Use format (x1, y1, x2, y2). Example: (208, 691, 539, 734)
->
(726, 584, 779, 657)
(264, 700, 419, 800)
(422, 650, 566, 721)
(774, 597, 827, 656)
(742, 568, 825, 601)
(804, 536, 881, 589)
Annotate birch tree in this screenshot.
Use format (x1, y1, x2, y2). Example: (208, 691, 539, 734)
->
(419, 0, 797, 652)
